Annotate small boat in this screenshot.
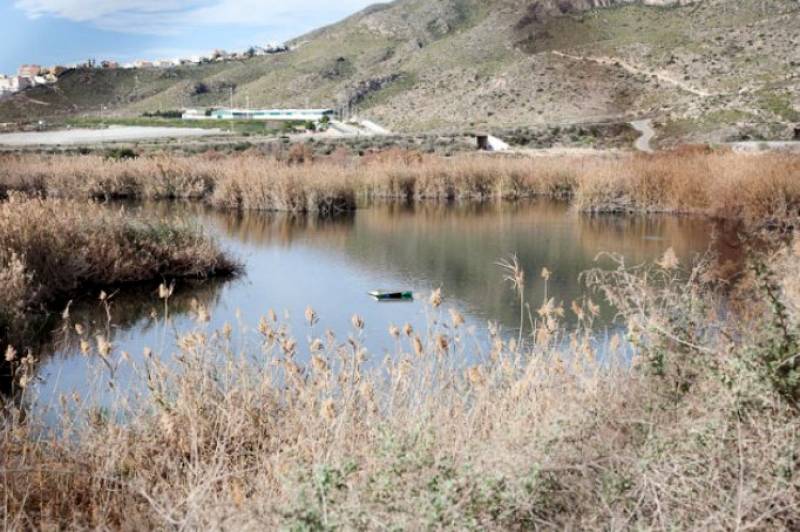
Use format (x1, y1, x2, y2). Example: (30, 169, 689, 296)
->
(369, 290, 414, 301)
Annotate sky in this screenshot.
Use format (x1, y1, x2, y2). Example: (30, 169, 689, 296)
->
(0, 0, 377, 74)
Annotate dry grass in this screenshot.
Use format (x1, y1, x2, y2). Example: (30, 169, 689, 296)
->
(3, 149, 800, 222)
(3, 242, 800, 529)
(0, 195, 238, 344)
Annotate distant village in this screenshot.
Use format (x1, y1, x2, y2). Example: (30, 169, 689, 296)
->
(0, 43, 289, 97)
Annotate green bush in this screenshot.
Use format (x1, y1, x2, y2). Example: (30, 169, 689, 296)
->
(105, 147, 138, 160)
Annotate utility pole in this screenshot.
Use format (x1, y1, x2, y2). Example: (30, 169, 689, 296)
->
(230, 87, 234, 109)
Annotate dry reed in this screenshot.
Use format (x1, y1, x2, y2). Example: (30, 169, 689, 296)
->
(0, 195, 238, 343)
(3, 150, 799, 222)
(3, 242, 800, 529)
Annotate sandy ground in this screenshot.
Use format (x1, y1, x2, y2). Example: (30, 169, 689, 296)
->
(0, 126, 225, 146)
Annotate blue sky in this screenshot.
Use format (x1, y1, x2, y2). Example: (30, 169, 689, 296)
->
(0, 0, 377, 74)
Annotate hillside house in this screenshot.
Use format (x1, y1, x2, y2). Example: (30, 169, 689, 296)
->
(211, 50, 231, 61)
(101, 61, 119, 69)
(133, 60, 153, 68)
(13, 76, 33, 91)
(18, 64, 41, 77)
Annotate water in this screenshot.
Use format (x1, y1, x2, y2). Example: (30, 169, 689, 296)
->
(25, 200, 727, 416)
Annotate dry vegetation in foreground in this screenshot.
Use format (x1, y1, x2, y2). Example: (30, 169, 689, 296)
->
(0, 195, 238, 345)
(1, 148, 800, 222)
(3, 239, 800, 529)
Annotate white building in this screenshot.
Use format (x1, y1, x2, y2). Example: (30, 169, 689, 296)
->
(0, 76, 12, 95)
(182, 109, 208, 120)
(183, 108, 335, 122)
(13, 76, 32, 91)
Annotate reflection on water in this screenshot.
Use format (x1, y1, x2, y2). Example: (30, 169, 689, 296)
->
(24, 200, 729, 414)
(199, 200, 724, 327)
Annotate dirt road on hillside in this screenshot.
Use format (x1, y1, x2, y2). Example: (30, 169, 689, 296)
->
(551, 51, 713, 98)
(631, 119, 655, 153)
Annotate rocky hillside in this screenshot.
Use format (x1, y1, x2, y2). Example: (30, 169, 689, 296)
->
(1, 0, 798, 142)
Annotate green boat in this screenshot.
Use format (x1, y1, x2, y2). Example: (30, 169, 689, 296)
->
(369, 290, 414, 301)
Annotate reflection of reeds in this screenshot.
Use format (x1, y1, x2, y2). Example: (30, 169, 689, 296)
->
(4, 248, 800, 528)
(4, 150, 800, 222)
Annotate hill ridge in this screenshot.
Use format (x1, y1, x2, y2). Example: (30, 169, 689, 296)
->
(1, 0, 798, 144)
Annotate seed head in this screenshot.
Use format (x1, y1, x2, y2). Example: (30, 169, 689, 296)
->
(4, 345, 17, 362)
(449, 308, 464, 328)
(282, 338, 297, 355)
(351, 314, 364, 330)
(158, 282, 174, 300)
(658, 247, 680, 270)
(412, 335, 424, 357)
(96, 335, 112, 358)
(258, 316, 272, 336)
(80, 339, 91, 355)
(311, 354, 328, 373)
(435, 334, 449, 354)
(321, 399, 336, 422)
(467, 366, 486, 387)
(429, 288, 442, 308)
(305, 306, 319, 326)
(195, 305, 210, 324)
(571, 301, 584, 321)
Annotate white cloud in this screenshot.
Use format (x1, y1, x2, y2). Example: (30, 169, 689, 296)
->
(13, 0, 376, 34)
(14, 0, 204, 22)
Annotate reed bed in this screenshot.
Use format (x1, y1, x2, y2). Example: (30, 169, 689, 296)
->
(2, 149, 800, 222)
(0, 195, 238, 343)
(3, 243, 800, 529)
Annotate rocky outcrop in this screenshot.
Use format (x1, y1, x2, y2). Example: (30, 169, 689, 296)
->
(517, 0, 698, 25)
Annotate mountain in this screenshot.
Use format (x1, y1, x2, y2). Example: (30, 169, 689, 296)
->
(2, 0, 798, 142)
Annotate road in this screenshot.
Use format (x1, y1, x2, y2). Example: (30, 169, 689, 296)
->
(327, 120, 365, 137)
(630, 119, 655, 153)
(0, 126, 225, 146)
(328, 119, 392, 137)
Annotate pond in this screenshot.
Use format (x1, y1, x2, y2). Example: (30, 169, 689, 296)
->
(25, 200, 732, 419)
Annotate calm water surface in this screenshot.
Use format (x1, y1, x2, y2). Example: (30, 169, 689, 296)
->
(27, 200, 728, 417)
